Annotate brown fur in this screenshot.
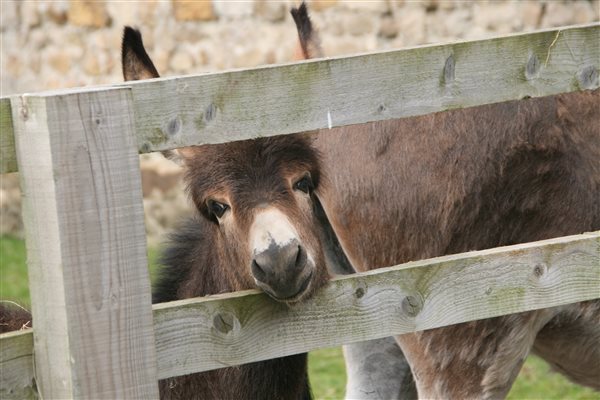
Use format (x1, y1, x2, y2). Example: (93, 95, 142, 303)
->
(315, 81, 600, 400)
(121, 7, 600, 399)
(295, 5, 600, 398)
(122, 26, 329, 400)
(0, 303, 32, 334)
(155, 217, 313, 400)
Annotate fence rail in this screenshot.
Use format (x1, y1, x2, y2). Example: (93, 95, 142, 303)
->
(0, 22, 599, 400)
(2, 231, 599, 395)
(1, 23, 598, 174)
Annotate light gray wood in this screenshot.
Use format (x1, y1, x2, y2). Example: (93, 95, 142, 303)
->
(0, 97, 16, 173)
(0, 329, 36, 399)
(11, 89, 159, 399)
(152, 231, 599, 379)
(2, 232, 598, 388)
(1, 23, 598, 174)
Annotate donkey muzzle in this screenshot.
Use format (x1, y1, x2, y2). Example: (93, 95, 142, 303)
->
(251, 239, 313, 301)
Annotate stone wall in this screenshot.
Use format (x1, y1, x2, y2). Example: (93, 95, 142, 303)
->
(1, 0, 598, 243)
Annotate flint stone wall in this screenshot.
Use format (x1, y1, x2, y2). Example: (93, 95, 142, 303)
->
(1, 0, 598, 243)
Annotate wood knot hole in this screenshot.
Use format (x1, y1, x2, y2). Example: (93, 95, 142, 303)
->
(140, 143, 151, 153)
(402, 295, 422, 317)
(578, 66, 598, 90)
(443, 54, 455, 85)
(355, 287, 365, 299)
(525, 54, 540, 80)
(213, 312, 235, 334)
(167, 116, 182, 136)
(205, 103, 217, 122)
(533, 263, 546, 278)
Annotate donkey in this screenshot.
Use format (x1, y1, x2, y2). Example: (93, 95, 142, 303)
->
(122, 26, 344, 399)
(153, 216, 315, 400)
(294, 6, 600, 400)
(124, 3, 600, 398)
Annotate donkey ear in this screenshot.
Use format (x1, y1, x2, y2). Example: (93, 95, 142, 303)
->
(290, 2, 323, 60)
(122, 26, 160, 81)
(161, 147, 198, 167)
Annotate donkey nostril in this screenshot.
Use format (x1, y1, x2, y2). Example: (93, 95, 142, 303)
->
(251, 259, 266, 281)
(295, 245, 307, 269)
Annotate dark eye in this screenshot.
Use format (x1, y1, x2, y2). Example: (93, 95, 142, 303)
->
(294, 175, 313, 194)
(207, 200, 229, 219)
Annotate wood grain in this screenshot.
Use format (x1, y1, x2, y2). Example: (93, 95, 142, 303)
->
(151, 231, 600, 379)
(11, 89, 159, 399)
(0, 98, 16, 173)
(0, 329, 36, 399)
(2, 232, 598, 390)
(1, 23, 598, 173)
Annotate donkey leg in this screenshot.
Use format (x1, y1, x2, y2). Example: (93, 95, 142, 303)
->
(344, 337, 417, 400)
(532, 300, 600, 390)
(395, 309, 558, 399)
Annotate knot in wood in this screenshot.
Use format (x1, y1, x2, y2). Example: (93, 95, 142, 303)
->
(525, 53, 540, 80)
(443, 54, 455, 85)
(578, 66, 598, 90)
(533, 263, 547, 278)
(167, 116, 182, 136)
(213, 312, 235, 334)
(402, 295, 422, 317)
(205, 103, 217, 122)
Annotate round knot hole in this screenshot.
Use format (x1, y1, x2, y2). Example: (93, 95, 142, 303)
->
(402, 295, 422, 317)
(533, 263, 547, 278)
(213, 312, 235, 334)
(355, 287, 365, 298)
(578, 66, 598, 90)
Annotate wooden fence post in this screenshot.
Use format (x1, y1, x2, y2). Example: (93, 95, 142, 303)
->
(11, 88, 159, 399)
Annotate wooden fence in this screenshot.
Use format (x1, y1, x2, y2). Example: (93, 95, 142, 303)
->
(1, 23, 599, 399)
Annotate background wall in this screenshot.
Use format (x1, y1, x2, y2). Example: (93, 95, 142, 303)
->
(1, 0, 599, 243)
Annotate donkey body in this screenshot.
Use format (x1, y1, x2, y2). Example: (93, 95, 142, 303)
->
(315, 90, 600, 398)
(293, 6, 600, 398)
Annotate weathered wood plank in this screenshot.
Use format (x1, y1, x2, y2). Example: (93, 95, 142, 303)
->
(0, 98, 16, 173)
(128, 23, 599, 154)
(0, 329, 36, 399)
(1, 23, 598, 174)
(2, 232, 598, 388)
(11, 89, 159, 399)
(152, 231, 599, 379)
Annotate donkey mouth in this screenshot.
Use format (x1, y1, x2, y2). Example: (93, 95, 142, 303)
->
(261, 270, 314, 304)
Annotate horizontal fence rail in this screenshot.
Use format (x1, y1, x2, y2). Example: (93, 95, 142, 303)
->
(1, 23, 599, 174)
(2, 231, 598, 393)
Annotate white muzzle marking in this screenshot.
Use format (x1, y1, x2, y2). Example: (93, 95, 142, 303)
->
(250, 208, 299, 255)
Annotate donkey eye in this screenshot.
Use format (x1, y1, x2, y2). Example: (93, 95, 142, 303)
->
(207, 200, 229, 219)
(294, 175, 313, 194)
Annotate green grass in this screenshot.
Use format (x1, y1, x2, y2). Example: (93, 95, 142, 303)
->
(0, 235, 30, 307)
(1, 235, 597, 399)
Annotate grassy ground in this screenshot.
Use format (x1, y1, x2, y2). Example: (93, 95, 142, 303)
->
(1, 235, 597, 399)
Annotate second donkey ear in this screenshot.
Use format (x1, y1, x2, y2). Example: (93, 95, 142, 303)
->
(122, 26, 160, 81)
(290, 2, 323, 60)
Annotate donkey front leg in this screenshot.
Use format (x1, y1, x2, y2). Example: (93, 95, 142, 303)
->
(395, 309, 558, 399)
(344, 337, 417, 400)
(532, 300, 600, 390)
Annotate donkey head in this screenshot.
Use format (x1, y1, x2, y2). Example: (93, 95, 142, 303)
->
(121, 27, 332, 303)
